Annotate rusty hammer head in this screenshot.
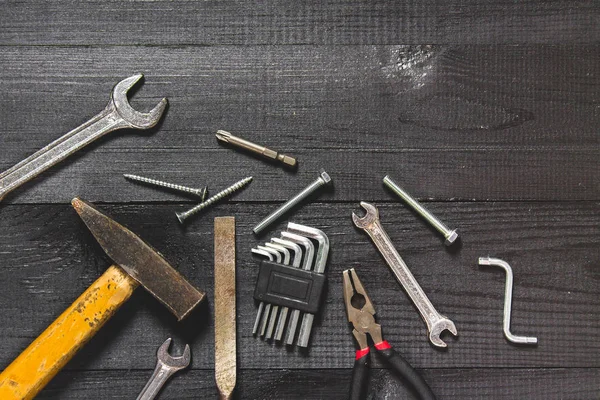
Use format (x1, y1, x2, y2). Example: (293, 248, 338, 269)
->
(71, 198, 205, 320)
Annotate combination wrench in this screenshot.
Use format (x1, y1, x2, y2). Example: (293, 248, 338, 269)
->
(0, 74, 167, 201)
(137, 338, 191, 400)
(353, 202, 457, 348)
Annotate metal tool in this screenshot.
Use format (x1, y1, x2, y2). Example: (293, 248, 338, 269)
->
(176, 177, 252, 223)
(137, 338, 191, 400)
(286, 223, 329, 347)
(263, 242, 291, 339)
(214, 217, 237, 400)
(252, 223, 329, 348)
(124, 173, 207, 200)
(383, 175, 459, 246)
(0, 199, 204, 400)
(352, 202, 457, 348)
(251, 249, 273, 335)
(478, 257, 538, 345)
(343, 269, 436, 400)
(270, 238, 302, 341)
(252, 171, 332, 235)
(254, 246, 282, 336)
(280, 231, 315, 345)
(216, 130, 297, 168)
(0, 74, 167, 201)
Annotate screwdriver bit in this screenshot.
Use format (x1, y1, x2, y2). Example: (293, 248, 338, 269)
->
(216, 130, 297, 168)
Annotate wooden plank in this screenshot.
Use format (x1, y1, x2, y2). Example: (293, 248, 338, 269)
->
(38, 368, 600, 399)
(0, 45, 597, 203)
(1, 1, 598, 45)
(0, 202, 597, 370)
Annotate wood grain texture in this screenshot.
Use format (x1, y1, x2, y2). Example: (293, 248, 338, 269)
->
(0, 1, 598, 45)
(0, 45, 597, 204)
(0, 202, 597, 372)
(1, 2, 598, 398)
(37, 368, 600, 399)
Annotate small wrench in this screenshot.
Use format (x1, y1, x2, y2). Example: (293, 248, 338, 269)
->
(0, 74, 167, 201)
(353, 202, 457, 348)
(137, 338, 191, 400)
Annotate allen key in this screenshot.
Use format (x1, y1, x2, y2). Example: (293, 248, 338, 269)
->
(251, 249, 274, 335)
(255, 246, 281, 336)
(286, 223, 330, 348)
(270, 238, 303, 341)
(263, 242, 291, 339)
(478, 257, 538, 345)
(280, 231, 315, 345)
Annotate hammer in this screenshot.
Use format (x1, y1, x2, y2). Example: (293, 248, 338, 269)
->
(0, 198, 205, 399)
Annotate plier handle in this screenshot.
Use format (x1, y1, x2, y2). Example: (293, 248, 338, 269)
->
(343, 268, 437, 400)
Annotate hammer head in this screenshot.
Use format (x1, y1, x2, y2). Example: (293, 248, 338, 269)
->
(72, 198, 205, 321)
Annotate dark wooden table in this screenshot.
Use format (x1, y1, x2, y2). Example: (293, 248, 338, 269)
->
(0, 2, 598, 399)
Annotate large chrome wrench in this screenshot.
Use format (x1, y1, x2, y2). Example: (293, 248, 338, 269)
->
(352, 202, 457, 348)
(0, 74, 167, 201)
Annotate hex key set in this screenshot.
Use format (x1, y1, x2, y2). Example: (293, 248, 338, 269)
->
(252, 223, 329, 348)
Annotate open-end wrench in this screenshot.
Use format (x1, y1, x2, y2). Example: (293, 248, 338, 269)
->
(137, 338, 191, 400)
(353, 202, 457, 348)
(0, 74, 167, 201)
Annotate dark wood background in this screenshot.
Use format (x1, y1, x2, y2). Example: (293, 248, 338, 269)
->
(0, 1, 598, 399)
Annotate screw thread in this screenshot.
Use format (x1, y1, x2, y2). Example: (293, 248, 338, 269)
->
(124, 174, 205, 198)
(177, 177, 252, 223)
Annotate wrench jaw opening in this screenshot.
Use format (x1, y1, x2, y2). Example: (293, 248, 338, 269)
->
(112, 73, 168, 130)
(156, 338, 191, 370)
(352, 202, 379, 229)
(428, 318, 458, 348)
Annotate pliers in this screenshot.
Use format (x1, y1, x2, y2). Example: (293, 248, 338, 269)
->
(343, 268, 437, 400)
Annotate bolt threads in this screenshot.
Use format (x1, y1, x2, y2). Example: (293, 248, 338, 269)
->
(177, 177, 253, 223)
(252, 171, 332, 235)
(383, 175, 458, 246)
(124, 174, 206, 199)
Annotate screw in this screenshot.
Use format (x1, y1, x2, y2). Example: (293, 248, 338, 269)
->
(176, 177, 253, 224)
(124, 174, 207, 200)
(252, 170, 332, 235)
(383, 175, 459, 246)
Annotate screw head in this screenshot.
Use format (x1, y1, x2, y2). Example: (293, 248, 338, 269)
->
(444, 230, 459, 246)
(319, 170, 332, 185)
(176, 211, 187, 224)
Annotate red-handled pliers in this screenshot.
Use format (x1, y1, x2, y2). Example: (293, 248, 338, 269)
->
(343, 268, 437, 400)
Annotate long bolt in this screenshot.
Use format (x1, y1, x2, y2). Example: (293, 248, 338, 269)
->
(252, 170, 332, 235)
(176, 177, 252, 224)
(124, 174, 207, 200)
(383, 175, 459, 246)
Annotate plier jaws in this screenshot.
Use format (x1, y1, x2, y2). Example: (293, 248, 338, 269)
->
(343, 268, 383, 349)
(342, 268, 437, 400)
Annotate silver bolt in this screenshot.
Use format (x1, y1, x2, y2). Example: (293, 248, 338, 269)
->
(253, 170, 332, 235)
(383, 175, 459, 246)
(124, 174, 207, 200)
(176, 177, 253, 224)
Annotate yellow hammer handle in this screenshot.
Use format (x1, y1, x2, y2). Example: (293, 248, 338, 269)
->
(0, 265, 138, 400)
